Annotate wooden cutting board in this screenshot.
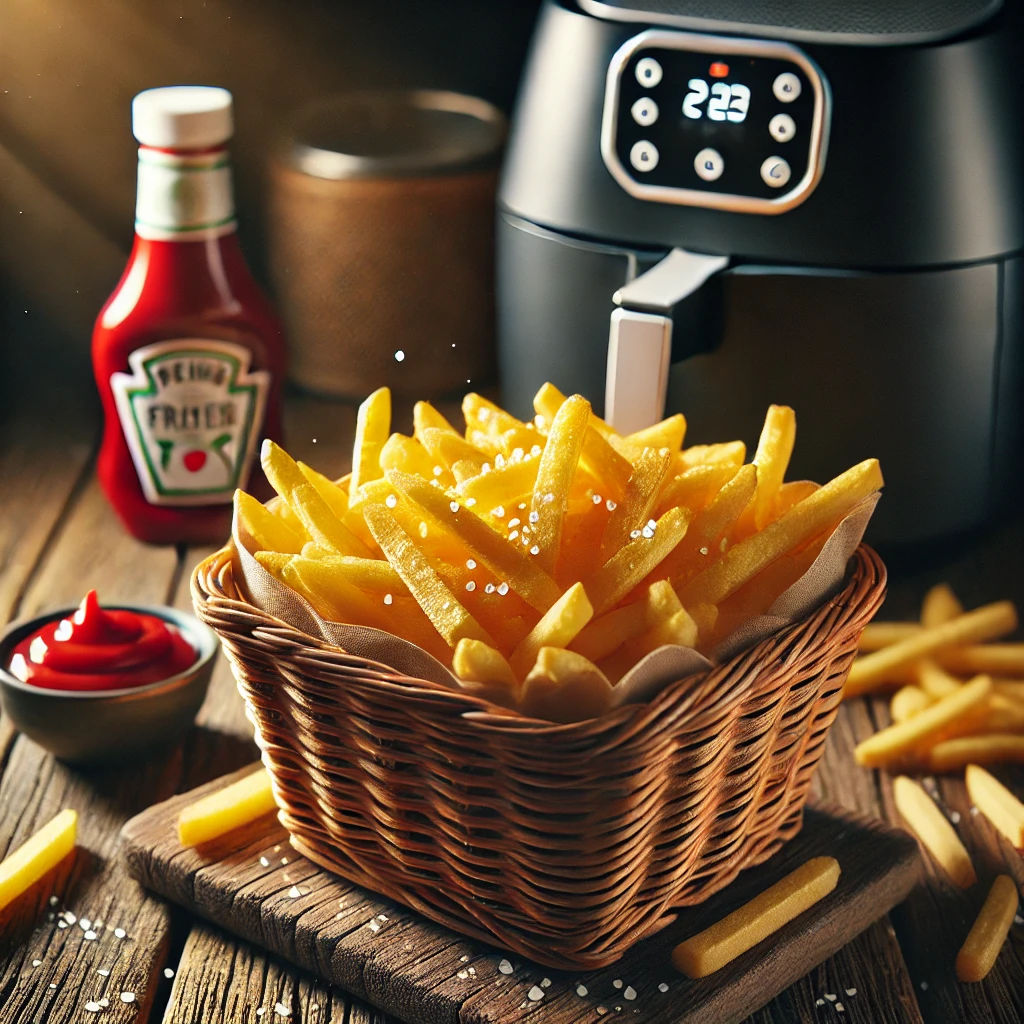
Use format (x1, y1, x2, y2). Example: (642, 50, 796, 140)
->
(121, 767, 920, 1024)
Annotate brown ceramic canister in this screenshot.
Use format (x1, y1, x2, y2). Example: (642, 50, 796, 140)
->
(268, 90, 506, 399)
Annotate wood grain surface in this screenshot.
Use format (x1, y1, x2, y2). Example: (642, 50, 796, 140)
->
(0, 392, 1021, 1022)
(121, 767, 919, 1024)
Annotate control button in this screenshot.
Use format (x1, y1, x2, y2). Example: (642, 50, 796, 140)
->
(760, 156, 792, 188)
(635, 57, 663, 88)
(773, 72, 801, 103)
(630, 140, 659, 173)
(768, 113, 796, 142)
(631, 96, 659, 127)
(694, 147, 724, 182)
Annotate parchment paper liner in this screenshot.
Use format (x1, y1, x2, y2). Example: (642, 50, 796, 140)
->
(232, 492, 879, 711)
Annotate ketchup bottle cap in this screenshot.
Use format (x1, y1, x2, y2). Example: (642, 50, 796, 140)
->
(132, 86, 233, 149)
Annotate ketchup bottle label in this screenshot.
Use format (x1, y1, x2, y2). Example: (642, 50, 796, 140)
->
(110, 339, 269, 506)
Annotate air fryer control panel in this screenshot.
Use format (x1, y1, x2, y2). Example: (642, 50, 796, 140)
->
(601, 31, 830, 214)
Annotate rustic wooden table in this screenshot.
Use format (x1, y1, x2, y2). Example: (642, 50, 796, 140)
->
(0, 392, 1022, 1024)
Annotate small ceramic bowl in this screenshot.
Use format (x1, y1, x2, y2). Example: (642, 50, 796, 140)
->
(0, 604, 219, 765)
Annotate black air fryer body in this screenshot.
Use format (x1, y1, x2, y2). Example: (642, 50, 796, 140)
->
(497, 0, 1024, 543)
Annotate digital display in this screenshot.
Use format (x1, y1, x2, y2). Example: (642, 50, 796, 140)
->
(682, 80, 751, 122)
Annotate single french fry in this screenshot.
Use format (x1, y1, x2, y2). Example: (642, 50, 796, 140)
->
(890, 685, 933, 723)
(452, 638, 518, 691)
(772, 480, 820, 519)
(914, 661, 962, 700)
(598, 446, 672, 562)
(656, 463, 739, 518)
(509, 582, 593, 679)
(681, 459, 883, 610)
(965, 765, 1024, 848)
(750, 405, 796, 531)
(456, 453, 541, 508)
(387, 469, 562, 613)
(579, 426, 633, 499)
(297, 554, 404, 594)
(261, 441, 373, 557)
(584, 506, 691, 616)
(178, 767, 277, 846)
(941, 645, 1024, 677)
(363, 503, 495, 648)
(234, 489, 305, 554)
(570, 579, 681, 663)
(892, 776, 976, 888)
(846, 604, 1017, 698)
(519, 647, 614, 724)
(529, 394, 590, 574)
(930, 735, 1024, 772)
(858, 622, 921, 651)
(672, 857, 841, 979)
(298, 461, 350, 519)
(854, 676, 993, 767)
(611, 413, 686, 461)
(600, 606, 698, 683)
(348, 386, 391, 503)
(921, 583, 964, 627)
(956, 876, 1019, 983)
(419, 427, 488, 476)
(674, 440, 746, 474)
(0, 809, 77, 913)
(533, 381, 615, 439)
(413, 400, 459, 441)
(690, 602, 719, 643)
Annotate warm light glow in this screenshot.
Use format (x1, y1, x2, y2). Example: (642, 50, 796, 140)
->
(709, 62, 730, 78)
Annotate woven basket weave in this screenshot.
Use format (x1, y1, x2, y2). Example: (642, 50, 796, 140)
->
(192, 544, 885, 969)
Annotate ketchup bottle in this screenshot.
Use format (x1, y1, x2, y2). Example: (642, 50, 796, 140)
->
(93, 86, 286, 545)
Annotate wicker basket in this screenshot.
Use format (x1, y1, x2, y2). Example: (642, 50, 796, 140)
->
(192, 544, 885, 969)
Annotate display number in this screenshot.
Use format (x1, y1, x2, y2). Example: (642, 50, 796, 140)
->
(683, 80, 751, 123)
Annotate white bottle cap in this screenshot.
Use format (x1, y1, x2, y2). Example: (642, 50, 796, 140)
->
(132, 86, 233, 149)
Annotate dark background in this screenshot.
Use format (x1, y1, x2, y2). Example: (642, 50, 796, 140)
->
(0, 0, 542, 417)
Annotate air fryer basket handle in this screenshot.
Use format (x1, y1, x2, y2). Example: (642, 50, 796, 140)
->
(605, 248, 728, 434)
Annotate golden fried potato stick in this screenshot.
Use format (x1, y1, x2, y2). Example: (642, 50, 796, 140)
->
(298, 461, 350, 518)
(456, 454, 541, 508)
(674, 440, 746, 474)
(509, 582, 594, 679)
(533, 381, 615, 439)
(892, 776, 976, 888)
(234, 489, 305, 554)
(956, 875, 1019, 983)
(413, 400, 459, 442)
(529, 394, 591, 575)
(846, 603, 1017, 698)
(941, 645, 1024, 677)
(611, 414, 686, 461)
(902, 583, 965, 706)
(178, 767, 275, 847)
(419, 427, 488, 476)
(519, 647, 614, 724)
(600, 607, 698, 683)
(453, 638, 518, 693)
(386, 469, 562, 613)
(750, 404, 796, 531)
(656, 463, 739, 518)
(890, 685, 933, 723)
(348, 386, 391, 504)
(672, 857, 840, 979)
(599, 446, 672, 562)
(930, 735, 1024, 772)
(570, 579, 681, 663)
(965, 765, 1024, 847)
(858, 622, 921, 651)
(681, 459, 883, 610)
(0, 808, 77, 914)
(772, 480, 820, 520)
(363, 503, 495, 648)
(379, 433, 447, 484)
(914, 661, 962, 700)
(584, 506, 692, 616)
(854, 675, 992, 767)
(297, 554, 404, 594)
(262, 440, 374, 558)
(579, 426, 633, 498)
(921, 583, 965, 627)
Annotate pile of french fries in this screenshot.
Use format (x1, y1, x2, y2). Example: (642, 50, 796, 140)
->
(235, 383, 882, 723)
(845, 583, 1024, 771)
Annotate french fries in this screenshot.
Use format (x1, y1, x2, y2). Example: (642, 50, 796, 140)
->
(892, 776, 976, 888)
(965, 765, 1024, 847)
(241, 385, 883, 723)
(956, 875, 1018, 982)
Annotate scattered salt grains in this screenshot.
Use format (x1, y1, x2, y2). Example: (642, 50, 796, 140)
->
(518, 502, 527, 510)
(466, 498, 477, 507)
(393, 350, 405, 362)
(32, 959, 41, 967)
(114, 928, 127, 940)
(541, 978, 551, 988)
(543, 493, 555, 504)
(288, 886, 302, 898)
(257, 1010, 266, 1017)
(508, 518, 521, 528)
(275, 1003, 291, 1017)
(85, 930, 98, 941)
(58, 921, 67, 929)
(630, 530, 641, 539)
(450, 501, 461, 513)
(623, 987, 636, 1001)
(658, 983, 669, 993)
(699, 546, 709, 555)
(378, 914, 387, 921)
(498, 959, 514, 974)
(466, 559, 477, 570)
(605, 499, 617, 511)
(369, 920, 381, 933)
(85, 1002, 102, 1013)
(99, 997, 110, 1007)
(457, 970, 469, 980)
(164, 968, 175, 979)
(465, 581, 476, 592)
(528, 510, 540, 524)
(120, 993, 136, 1004)
(485, 583, 496, 594)
(530, 545, 540, 556)
(576, 984, 588, 997)
(491, 506, 505, 518)
(528, 986, 545, 1001)
(259, 857, 270, 867)
(836, 1004, 845, 1013)
(385, 494, 397, 508)
(80, 918, 92, 930)
(497, 583, 509, 596)
(64, 912, 77, 924)
(384, 593, 393, 605)
(815, 999, 825, 1007)
(824, 994, 836, 1002)
(845, 988, 857, 996)
(98, 969, 110, 977)
(613, 980, 623, 990)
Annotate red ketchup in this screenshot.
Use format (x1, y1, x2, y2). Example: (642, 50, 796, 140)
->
(93, 86, 285, 546)
(9, 592, 196, 692)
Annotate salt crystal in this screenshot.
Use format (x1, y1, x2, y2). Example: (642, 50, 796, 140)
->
(846, 988, 857, 996)
(508, 530, 519, 542)
(58, 921, 67, 929)
(80, 918, 92, 930)
(274, 845, 282, 852)
(114, 928, 126, 939)
(99, 998, 110, 1007)
(815, 999, 825, 1007)
(597, 1008, 608, 1016)
(511, 448, 524, 462)
(49, 896, 59, 906)
(485, 583, 495, 594)
(385, 494, 397, 508)
(530, 446, 542, 458)
(699, 546, 709, 555)
(541, 978, 551, 987)
(466, 581, 476, 592)
(950, 811, 961, 824)
(457, 970, 469, 980)
(466, 559, 477, 570)
(257, 1010, 265, 1017)
(460, 955, 470, 963)
(658, 983, 669, 993)
(379, 914, 387, 921)
(281, 857, 289, 865)
(624, 987, 636, 1001)
(450, 501, 460, 513)
(576, 984, 588, 997)
(613, 980, 623, 989)
(542, 493, 555, 504)
(275, 1003, 291, 1017)
(85, 1001, 102, 1013)
(384, 593, 393, 605)
(478, 407, 491, 421)
(64, 912, 77, 924)
(518, 502, 527, 510)
(259, 857, 270, 867)
(641, 525, 655, 539)
(920, 981, 929, 991)
(825, 994, 836, 1001)
(497, 583, 509, 596)
(120, 993, 136, 1003)
(98, 969, 110, 977)
(534, 417, 545, 430)
(836, 1003, 845, 1013)
(498, 959, 514, 974)
(605, 499, 617, 511)
(530, 545, 540, 556)
(288, 886, 302, 898)
(369, 920, 380, 932)
(592, 494, 602, 505)
(394, 350, 405, 362)
(630, 530, 641, 539)
(433, 466, 443, 477)
(1015, 914, 1024, 926)
(468, 968, 476, 976)
(85, 930, 98, 941)
(466, 498, 477, 507)
(528, 986, 545, 1001)
(508, 518, 521, 528)
(32, 959, 41, 967)
(164, 968, 175, 979)
(495, 454, 505, 469)
(491, 506, 505, 518)
(49, 984, 57, 989)
(971, 806, 980, 816)
(529, 511, 540, 523)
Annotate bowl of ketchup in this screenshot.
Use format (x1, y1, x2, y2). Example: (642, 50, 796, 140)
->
(0, 591, 218, 763)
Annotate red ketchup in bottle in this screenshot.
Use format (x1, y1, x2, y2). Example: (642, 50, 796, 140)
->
(9, 591, 196, 692)
(93, 86, 286, 545)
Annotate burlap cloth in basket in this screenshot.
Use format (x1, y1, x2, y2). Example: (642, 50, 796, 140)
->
(231, 492, 879, 711)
